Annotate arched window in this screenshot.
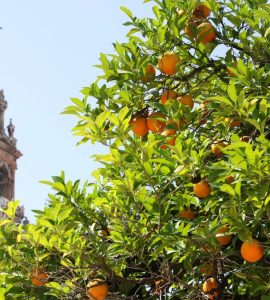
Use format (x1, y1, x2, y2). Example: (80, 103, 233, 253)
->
(0, 167, 6, 181)
(0, 165, 10, 199)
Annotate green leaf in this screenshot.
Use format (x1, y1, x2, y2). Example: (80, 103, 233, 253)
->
(220, 184, 235, 196)
(143, 197, 159, 214)
(127, 28, 140, 37)
(237, 59, 247, 76)
(120, 6, 134, 20)
(38, 235, 49, 248)
(110, 230, 125, 242)
(99, 53, 110, 70)
(110, 113, 120, 126)
(70, 98, 85, 110)
(58, 208, 73, 223)
(152, 6, 161, 20)
(0, 289, 6, 299)
(230, 155, 247, 170)
(233, 271, 247, 279)
(117, 69, 133, 74)
(144, 161, 153, 176)
(235, 179, 241, 197)
(95, 111, 110, 128)
(38, 218, 55, 230)
(254, 9, 270, 22)
(157, 26, 166, 43)
(46, 281, 63, 289)
(1, 200, 20, 219)
(118, 106, 130, 122)
(264, 27, 270, 38)
(237, 227, 252, 242)
(225, 142, 252, 150)
(227, 83, 237, 103)
(246, 118, 262, 131)
(92, 197, 109, 207)
(0, 219, 11, 226)
(208, 96, 234, 107)
(160, 166, 171, 175)
(182, 223, 192, 237)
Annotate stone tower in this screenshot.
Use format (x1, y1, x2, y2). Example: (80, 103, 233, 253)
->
(0, 90, 25, 223)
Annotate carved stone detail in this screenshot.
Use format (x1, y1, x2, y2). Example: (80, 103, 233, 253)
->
(0, 90, 24, 224)
(0, 90, 7, 111)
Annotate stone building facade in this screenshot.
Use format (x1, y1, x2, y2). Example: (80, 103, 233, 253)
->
(0, 90, 27, 224)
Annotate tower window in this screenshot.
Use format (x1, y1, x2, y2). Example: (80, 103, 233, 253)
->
(0, 169, 5, 181)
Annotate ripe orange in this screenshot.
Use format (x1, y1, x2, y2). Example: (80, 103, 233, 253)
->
(161, 90, 178, 105)
(130, 117, 148, 137)
(179, 208, 195, 219)
(202, 278, 219, 300)
(178, 95, 194, 109)
(160, 129, 176, 149)
(240, 239, 264, 263)
(211, 142, 226, 157)
(142, 64, 156, 82)
(225, 118, 241, 128)
(30, 268, 49, 286)
(193, 180, 211, 198)
(184, 20, 201, 39)
(225, 175, 234, 184)
(215, 225, 232, 246)
(197, 22, 217, 44)
(147, 112, 166, 133)
(158, 52, 180, 75)
(87, 279, 109, 300)
(193, 4, 211, 19)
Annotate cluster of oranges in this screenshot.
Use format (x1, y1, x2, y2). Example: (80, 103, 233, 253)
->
(25, 2, 267, 299)
(189, 147, 264, 298)
(130, 4, 218, 146)
(184, 4, 217, 44)
(191, 164, 264, 298)
(131, 51, 194, 148)
(129, 4, 265, 299)
(30, 268, 109, 300)
(202, 239, 264, 299)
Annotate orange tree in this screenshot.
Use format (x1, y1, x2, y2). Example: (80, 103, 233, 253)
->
(1, 0, 270, 299)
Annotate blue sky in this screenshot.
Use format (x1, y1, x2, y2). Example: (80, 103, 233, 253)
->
(0, 1, 152, 222)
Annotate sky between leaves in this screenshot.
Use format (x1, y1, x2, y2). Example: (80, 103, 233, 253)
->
(0, 1, 153, 222)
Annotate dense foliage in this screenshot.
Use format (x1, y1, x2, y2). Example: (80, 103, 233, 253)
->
(1, 0, 270, 299)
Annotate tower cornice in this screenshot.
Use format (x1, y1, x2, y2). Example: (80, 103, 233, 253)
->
(0, 89, 24, 224)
